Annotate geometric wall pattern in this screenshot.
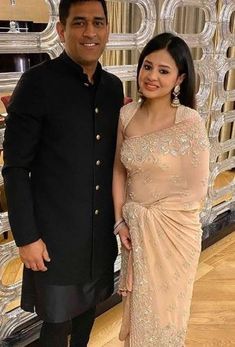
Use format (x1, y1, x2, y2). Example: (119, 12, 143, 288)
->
(160, 0, 235, 225)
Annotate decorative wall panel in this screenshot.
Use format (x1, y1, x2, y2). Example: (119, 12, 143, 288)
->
(160, 0, 235, 225)
(205, 0, 235, 224)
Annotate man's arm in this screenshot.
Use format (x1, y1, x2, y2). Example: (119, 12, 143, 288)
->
(2, 70, 50, 271)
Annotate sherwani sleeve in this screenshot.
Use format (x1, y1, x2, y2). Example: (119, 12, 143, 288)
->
(2, 70, 45, 246)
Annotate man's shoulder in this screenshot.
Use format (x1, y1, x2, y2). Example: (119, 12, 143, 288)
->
(101, 68, 122, 85)
(24, 56, 60, 75)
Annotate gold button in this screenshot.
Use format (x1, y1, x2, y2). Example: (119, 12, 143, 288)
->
(96, 160, 101, 166)
(96, 134, 101, 140)
(95, 209, 99, 215)
(95, 107, 99, 114)
(95, 185, 100, 191)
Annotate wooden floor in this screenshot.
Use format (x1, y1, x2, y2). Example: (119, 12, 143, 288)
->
(88, 232, 235, 347)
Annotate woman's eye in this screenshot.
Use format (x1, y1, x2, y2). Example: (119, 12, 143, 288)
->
(159, 69, 169, 74)
(143, 64, 151, 70)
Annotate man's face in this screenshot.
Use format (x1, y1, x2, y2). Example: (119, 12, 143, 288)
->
(57, 1, 109, 70)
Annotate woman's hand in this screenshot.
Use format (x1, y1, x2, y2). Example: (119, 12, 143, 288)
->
(118, 224, 132, 250)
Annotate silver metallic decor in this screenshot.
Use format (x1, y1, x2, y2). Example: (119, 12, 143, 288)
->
(205, 0, 235, 224)
(160, 0, 235, 225)
(0, 0, 60, 93)
(0, 0, 234, 343)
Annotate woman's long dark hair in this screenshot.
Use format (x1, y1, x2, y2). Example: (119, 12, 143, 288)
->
(137, 32, 196, 109)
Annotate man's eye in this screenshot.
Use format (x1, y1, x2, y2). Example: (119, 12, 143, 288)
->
(94, 21, 105, 27)
(74, 21, 85, 27)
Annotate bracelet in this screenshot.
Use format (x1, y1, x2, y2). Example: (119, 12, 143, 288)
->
(114, 219, 126, 235)
(114, 221, 126, 235)
(114, 219, 124, 229)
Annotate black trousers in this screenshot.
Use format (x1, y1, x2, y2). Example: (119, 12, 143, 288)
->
(39, 307, 96, 347)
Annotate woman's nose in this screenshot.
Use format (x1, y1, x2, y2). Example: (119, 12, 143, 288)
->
(147, 70, 159, 81)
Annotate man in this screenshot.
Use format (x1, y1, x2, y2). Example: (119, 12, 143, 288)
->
(2, 0, 123, 346)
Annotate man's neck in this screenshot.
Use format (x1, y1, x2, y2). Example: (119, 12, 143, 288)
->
(65, 51, 98, 83)
(83, 64, 97, 84)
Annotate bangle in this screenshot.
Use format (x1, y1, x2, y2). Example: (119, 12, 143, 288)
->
(114, 219, 124, 229)
(114, 219, 126, 235)
(114, 222, 126, 235)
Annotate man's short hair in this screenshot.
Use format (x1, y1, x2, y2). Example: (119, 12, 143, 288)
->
(59, 0, 108, 25)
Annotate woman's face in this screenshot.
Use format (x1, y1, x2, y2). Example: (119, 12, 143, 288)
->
(138, 49, 184, 101)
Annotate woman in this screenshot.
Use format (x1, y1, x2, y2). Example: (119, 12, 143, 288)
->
(112, 33, 210, 346)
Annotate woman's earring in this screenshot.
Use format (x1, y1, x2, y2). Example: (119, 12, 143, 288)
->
(138, 89, 144, 102)
(171, 85, 181, 107)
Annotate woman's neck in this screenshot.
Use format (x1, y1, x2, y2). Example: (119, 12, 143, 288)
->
(143, 97, 175, 121)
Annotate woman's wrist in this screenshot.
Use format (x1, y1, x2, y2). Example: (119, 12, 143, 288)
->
(114, 218, 126, 235)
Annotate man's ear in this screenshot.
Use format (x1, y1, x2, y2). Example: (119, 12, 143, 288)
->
(56, 22, 65, 43)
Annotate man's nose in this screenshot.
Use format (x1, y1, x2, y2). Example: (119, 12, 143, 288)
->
(83, 23, 97, 38)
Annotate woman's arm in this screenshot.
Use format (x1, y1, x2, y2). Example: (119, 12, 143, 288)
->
(113, 118, 132, 250)
(113, 118, 126, 221)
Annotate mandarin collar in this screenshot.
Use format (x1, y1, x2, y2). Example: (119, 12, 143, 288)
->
(61, 51, 102, 85)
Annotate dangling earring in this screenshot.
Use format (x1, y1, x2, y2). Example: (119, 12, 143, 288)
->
(138, 89, 144, 103)
(171, 85, 181, 107)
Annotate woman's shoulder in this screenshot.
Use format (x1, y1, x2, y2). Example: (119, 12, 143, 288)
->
(120, 100, 140, 114)
(177, 105, 205, 125)
(178, 105, 209, 147)
(120, 100, 140, 129)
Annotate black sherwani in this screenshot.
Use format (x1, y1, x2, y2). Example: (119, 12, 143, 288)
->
(2, 52, 123, 322)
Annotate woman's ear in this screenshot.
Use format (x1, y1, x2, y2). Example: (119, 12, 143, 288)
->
(176, 73, 186, 86)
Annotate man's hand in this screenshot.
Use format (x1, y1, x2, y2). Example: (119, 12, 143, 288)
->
(19, 239, 51, 272)
(118, 224, 132, 251)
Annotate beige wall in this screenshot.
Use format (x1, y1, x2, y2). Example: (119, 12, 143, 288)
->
(0, 0, 49, 23)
